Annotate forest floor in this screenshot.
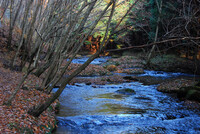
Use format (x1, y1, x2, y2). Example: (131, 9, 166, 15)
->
(0, 49, 58, 133)
(1, 43, 200, 133)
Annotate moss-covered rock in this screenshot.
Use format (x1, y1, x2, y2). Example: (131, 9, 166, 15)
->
(106, 65, 117, 72)
(177, 86, 200, 102)
(116, 88, 136, 95)
(147, 54, 200, 74)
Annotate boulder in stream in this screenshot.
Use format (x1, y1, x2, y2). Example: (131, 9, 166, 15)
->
(177, 86, 200, 102)
(106, 65, 117, 72)
(116, 88, 136, 95)
(123, 68, 144, 74)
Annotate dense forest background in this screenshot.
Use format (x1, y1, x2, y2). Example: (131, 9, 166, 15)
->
(0, 0, 199, 119)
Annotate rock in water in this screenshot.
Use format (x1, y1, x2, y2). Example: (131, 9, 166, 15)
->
(116, 88, 136, 95)
(177, 86, 200, 102)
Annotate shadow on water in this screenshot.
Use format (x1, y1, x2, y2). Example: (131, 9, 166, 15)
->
(54, 82, 200, 134)
(54, 57, 200, 134)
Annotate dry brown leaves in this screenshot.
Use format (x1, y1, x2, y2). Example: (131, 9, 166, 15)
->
(0, 52, 57, 134)
(157, 78, 197, 93)
(66, 63, 110, 76)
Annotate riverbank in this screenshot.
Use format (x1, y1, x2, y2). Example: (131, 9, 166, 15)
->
(1, 48, 199, 133)
(67, 53, 200, 107)
(147, 54, 200, 75)
(54, 54, 200, 133)
(0, 50, 58, 133)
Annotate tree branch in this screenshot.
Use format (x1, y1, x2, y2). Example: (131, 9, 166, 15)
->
(106, 37, 200, 52)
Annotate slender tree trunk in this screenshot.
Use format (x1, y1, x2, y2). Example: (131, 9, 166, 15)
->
(28, 1, 115, 117)
(41, 55, 59, 89)
(0, 0, 9, 22)
(7, 0, 23, 50)
(7, 0, 14, 50)
(3, 73, 29, 105)
(147, 0, 163, 64)
(3, 64, 34, 105)
(12, 0, 33, 67)
(28, 52, 100, 117)
(33, 57, 53, 77)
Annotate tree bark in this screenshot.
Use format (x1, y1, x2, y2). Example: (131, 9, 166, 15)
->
(28, 1, 115, 117)
(7, 0, 14, 50)
(12, 0, 33, 67)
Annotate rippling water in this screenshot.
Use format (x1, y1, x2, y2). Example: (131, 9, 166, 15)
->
(54, 57, 200, 134)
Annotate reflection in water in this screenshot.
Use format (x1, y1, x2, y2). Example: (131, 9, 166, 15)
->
(54, 81, 200, 134)
(54, 57, 200, 134)
(97, 103, 147, 114)
(86, 93, 128, 100)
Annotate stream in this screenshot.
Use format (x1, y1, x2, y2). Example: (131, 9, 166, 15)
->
(54, 57, 200, 134)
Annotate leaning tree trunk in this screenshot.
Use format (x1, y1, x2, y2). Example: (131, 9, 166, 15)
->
(28, 1, 115, 117)
(27, 52, 100, 117)
(27, 0, 139, 117)
(3, 65, 34, 105)
(0, 0, 9, 21)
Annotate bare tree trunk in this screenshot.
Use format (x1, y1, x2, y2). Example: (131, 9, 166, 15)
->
(0, 0, 9, 21)
(12, 0, 33, 67)
(147, 0, 163, 64)
(27, 0, 140, 117)
(7, 0, 23, 50)
(41, 54, 60, 89)
(33, 57, 53, 77)
(28, 1, 115, 117)
(7, 0, 14, 50)
(3, 64, 34, 105)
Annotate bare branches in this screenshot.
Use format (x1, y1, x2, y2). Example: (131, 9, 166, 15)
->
(107, 36, 200, 52)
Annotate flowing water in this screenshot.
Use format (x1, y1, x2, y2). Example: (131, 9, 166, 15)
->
(54, 57, 200, 134)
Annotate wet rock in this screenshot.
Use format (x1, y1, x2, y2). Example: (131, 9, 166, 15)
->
(157, 78, 197, 93)
(116, 88, 136, 95)
(86, 82, 92, 85)
(183, 100, 200, 110)
(75, 54, 82, 58)
(75, 84, 82, 87)
(106, 65, 117, 72)
(103, 55, 144, 70)
(136, 76, 166, 85)
(123, 68, 144, 74)
(123, 76, 139, 81)
(135, 96, 152, 100)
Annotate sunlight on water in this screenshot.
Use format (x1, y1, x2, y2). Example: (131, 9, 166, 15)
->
(54, 57, 200, 134)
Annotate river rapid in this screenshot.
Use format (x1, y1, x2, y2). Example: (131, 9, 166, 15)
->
(54, 56, 200, 134)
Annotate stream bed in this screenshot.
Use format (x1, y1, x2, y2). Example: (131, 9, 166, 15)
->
(54, 57, 200, 134)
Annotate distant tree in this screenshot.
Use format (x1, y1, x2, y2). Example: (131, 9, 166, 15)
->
(126, 0, 200, 60)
